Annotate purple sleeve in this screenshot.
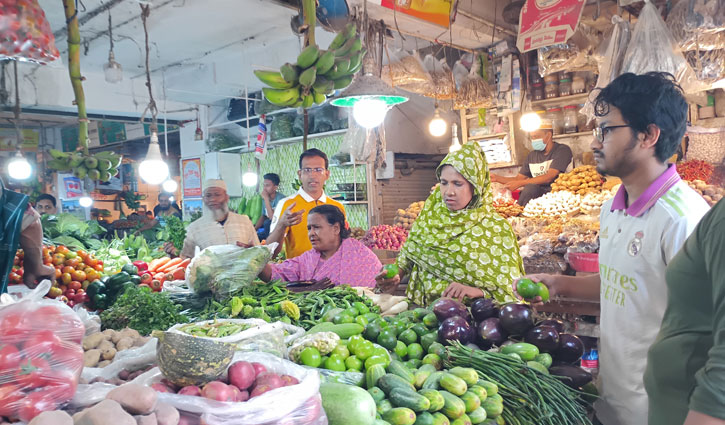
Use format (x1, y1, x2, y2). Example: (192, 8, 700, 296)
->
(345, 240, 382, 287)
(270, 256, 304, 282)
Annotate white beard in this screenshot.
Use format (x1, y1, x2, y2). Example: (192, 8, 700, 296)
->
(203, 204, 229, 222)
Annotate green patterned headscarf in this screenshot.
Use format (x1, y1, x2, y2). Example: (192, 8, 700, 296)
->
(398, 142, 524, 306)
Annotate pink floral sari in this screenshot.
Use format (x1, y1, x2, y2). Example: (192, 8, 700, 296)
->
(271, 238, 382, 287)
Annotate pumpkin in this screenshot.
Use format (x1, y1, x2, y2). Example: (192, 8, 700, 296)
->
(153, 330, 235, 387)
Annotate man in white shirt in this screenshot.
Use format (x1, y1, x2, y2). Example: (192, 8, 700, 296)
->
(165, 179, 259, 259)
(514, 72, 709, 425)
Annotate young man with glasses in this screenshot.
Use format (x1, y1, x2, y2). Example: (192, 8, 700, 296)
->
(513, 72, 709, 425)
(267, 149, 345, 259)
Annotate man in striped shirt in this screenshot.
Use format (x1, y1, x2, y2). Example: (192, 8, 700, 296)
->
(514, 72, 709, 425)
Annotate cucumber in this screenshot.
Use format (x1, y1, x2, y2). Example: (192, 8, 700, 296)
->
(451, 413, 472, 425)
(378, 399, 394, 415)
(422, 371, 445, 390)
(481, 397, 503, 419)
(389, 388, 431, 413)
(439, 391, 466, 420)
(320, 382, 377, 425)
(467, 385, 487, 402)
(414, 411, 435, 425)
(418, 388, 445, 412)
(500, 342, 539, 361)
(414, 364, 437, 388)
(388, 360, 416, 385)
(367, 364, 387, 389)
(379, 373, 416, 395)
(307, 322, 364, 338)
(383, 407, 417, 425)
(432, 412, 451, 425)
(460, 391, 481, 413)
(468, 407, 488, 424)
(323, 308, 345, 322)
(448, 367, 479, 386)
(476, 380, 498, 397)
(369, 386, 387, 404)
(439, 373, 468, 396)
(422, 313, 439, 328)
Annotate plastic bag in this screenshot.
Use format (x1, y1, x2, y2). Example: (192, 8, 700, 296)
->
(74, 306, 101, 336)
(81, 338, 158, 383)
(0, 280, 85, 422)
(382, 49, 431, 88)
(420, 54, 456, 100)
(168, 319, 304, 358)
(454, 60, 496, 110)
(339, 115, 376, 161)
(186, 244, 274, 300)
(537, 25, 601, 76)
(134, 352, 326, 425)
(0, 0, 60, 64)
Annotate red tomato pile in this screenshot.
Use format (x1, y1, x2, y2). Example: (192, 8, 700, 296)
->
(0, 0, 60, 64)
(361, 225, 409, 251)
(13, 245, 105, 308)
(0, 303, 84, 422)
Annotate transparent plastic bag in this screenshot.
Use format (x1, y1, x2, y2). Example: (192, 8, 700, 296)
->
(0, 280, 85, 422)
(0, 0, 60, 64)
(537, 25, 600, 76)
(186, 244, 274, 300)
(132, 352, 326, 425)
(339, 115, 376, 160)
(81, 338, 158, 384)
(454, 60, 496, 110)
(667, 0, 725, 52)
(382, 49, 431, 87)
(420, 54, 456, 100)
(74, 306, 101, 336)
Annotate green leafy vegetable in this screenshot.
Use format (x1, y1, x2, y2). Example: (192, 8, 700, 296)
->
(100, 285, 188, 336)
(165, 215, 187, 249)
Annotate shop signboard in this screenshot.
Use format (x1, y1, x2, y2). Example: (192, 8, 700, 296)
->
(182, 158, 202, 197)
(516, 0, 586, 53)
(377, 0, 452, 28)
(0, 128, 39, 151)
(59, 174, 83, 199)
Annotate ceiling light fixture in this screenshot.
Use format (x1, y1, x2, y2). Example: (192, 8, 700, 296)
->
(8, 61, 31, 181)
(242, 171, 258, 187)
(449, 123, 462, 153)
(428, 106, 447, 137)
(520, 111, 542, 132)
(162, 179, 178, 193)
(103, 11, 123, 83)
(79, 192, 93, 208)
(194, 106, 203, 141)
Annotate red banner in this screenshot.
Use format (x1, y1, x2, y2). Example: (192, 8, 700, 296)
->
(182, 158, 202, 198)
(516, 0, 586, 53)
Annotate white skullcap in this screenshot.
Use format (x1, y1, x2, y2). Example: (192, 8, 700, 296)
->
(203, 179, 227, 191)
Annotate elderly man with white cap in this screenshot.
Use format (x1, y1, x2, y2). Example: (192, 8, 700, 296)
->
(164, 179, 259, 259)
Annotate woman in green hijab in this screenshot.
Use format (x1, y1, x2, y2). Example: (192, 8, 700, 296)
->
(376, 142, 524, 306)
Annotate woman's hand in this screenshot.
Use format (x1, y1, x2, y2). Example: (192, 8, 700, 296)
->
(375, 271, 401, 294)
(236, 241, 252, 249)
(443, 282, 483, 301)
(512, 274, 558, 306)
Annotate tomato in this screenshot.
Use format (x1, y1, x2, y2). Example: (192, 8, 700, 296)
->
(16, 357, 50, 389)
(85, 257, 99, 267)
(69, 281, 81, 291)
(55, 245, 69, 254)
(59, 284, 68, 292)
(0, 344, 22, 373)
(47, 286, 62, 298)
(42, 247, 50, 257)
(86, 270, 99, 281)
(23, 330, 61, 356)
(61, 266, 75, 275)
(94, 263, 104, 271)
(17, 390, 57, 422)
(64, 289, 76, 298)
(64, 258, 80, 268)
(43, 255, 52, 265)
(48, 341, 83, 370)
(54, 268, 61, 279)
(51, 254, 65, 266)
(8, 272, 21, 283)
(76, 250, 88, 259)
(61, 273, 72, 285)
(44, 369, 78, 401)
(71, 270, 86, 282)
(0, 384, 23, 417)
(64, 251, 77, 260)
(0, 310, 32, 344)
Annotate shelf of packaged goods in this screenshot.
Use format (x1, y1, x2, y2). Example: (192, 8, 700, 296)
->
(553, 131, 592, 140)
(468, 132, 509, 140)
(531, 92, 590, 108)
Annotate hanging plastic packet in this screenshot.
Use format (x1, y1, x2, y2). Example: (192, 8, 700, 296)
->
(0, 0, 60, 64)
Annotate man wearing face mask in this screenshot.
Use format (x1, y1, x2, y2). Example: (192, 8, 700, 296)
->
(491, 120, 572, 206)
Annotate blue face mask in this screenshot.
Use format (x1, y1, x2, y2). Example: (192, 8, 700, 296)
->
(531, 139, 546, 151)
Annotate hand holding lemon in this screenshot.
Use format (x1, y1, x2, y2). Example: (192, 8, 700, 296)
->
(516, 278, 551, 303)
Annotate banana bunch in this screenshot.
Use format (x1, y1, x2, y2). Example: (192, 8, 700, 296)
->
(255, 23, 364, 108)
(48, 149, 122, 182)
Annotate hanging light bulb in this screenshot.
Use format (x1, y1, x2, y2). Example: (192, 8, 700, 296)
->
(139, 132, 169, 185)
(520, 111, 542, 132)
(331, 73, 408, 128)
(352, 98, 389, 129)
(194, 107, 204, 140)
(449, 123, 462, 153)
(8, 150, 32, 180)
(103, 12, 123, 83)
(428, 107, 447, 137)
(242, 171, 258, 187)
(162, 179, 178, 193)
(79, 193, 93, 208)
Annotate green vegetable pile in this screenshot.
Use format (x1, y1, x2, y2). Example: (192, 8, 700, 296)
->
(42, 213, 107, 251)
(100, 285, 188, 336)
(176, 320, 254, 338)
(163, 215, 187, 250)
(446, 342, 592, 425)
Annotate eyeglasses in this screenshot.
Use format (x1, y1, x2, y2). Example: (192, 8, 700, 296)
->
(592, 124, 632, 143)
(300, 167, 327, 174)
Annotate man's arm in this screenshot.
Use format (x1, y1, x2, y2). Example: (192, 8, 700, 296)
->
(514, 273, 600, 302)
(491, 173, 528, 184)
(524, 168, 561, 185)
(20, 209, 55, 287)
(262, 194, 274, 219)
(255, 215, 265, 230)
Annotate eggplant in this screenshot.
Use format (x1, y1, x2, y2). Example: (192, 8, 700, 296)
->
(432, 298, 469, 322)
(549, 365, 593, 388)
(476, 317, 508, 349)
(438, 315, 474, 345)
(537, 319, 565, 334)
(470, 298, 499, 322)
(498, 303, 535, 335)
(524, 325, 560, 353)
(554, 334, 585, 364)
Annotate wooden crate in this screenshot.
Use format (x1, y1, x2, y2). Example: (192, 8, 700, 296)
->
(373, 249, 399, 265)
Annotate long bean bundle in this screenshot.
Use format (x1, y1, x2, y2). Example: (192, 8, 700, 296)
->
(446, 342, 592, 425)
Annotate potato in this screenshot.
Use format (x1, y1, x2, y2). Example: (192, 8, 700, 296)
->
(101, 347, 117, 361)
(121, 328, 141, 341)
(107, 383, 158, 415)
(102, 329, 116, 339)
(28, 410, 73, 425)
(72, 409, 88, 423)
(111, 331, 125, 344)
(135, 413, 158, 425)
(84, 349, 101, 367)
(116, 337, 135, 352)
(97, 360, 112, 368)
(76, 399, 136, 425)
(154, 403, 180, 425)
(83, 333, 106, 351)
(97, 340, 115, 352)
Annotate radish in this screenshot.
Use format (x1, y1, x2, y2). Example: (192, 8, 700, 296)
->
(178, 386, 202, 397)
(228, 361, 256, 390)
(202, 381, 235, 402)
(237, 390, 249, 402)
(151, 382, 174, 393)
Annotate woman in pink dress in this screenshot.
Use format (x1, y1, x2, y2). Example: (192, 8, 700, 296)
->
(259, 205, 382, 287)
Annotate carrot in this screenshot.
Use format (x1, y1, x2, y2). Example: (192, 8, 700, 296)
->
(172, 267, 186, 280)
(176, 259, 191, 270)
(157, 258, 183, 273)
(154, 272, 166, 281)
(149, 257, 170, 273)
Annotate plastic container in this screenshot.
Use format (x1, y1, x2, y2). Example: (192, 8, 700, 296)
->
(529, 66, 543, 84)
(543, 73, 559, 84)
(581, 349, 599, 379)
(572, 72, 587, 94)
(531, 83, 544, 101)
(547, 107, 564, 135)
(567, 252, 599, 272)
(578, 104, 593, 131)
(558, 72, 573, 97)
(544, 81, 559, 99)
(563, 105, 579, 134)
